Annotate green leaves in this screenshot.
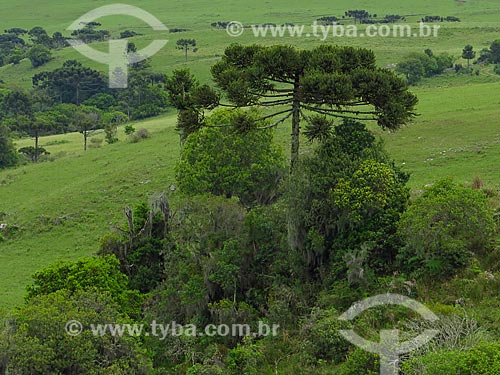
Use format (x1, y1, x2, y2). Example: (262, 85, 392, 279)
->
(177, 109, 286, 207)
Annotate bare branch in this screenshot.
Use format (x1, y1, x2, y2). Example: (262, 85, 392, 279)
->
(257, 111, 293, 130)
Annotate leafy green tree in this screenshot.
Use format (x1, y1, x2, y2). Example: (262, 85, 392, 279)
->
(28, 26, 52, 47)
(398, 179, 495, 278)
(211, 44, 417, 170)
(2, 290, 152, 374)
(345, 10, 371, 24)
(18, 146, 49, 162)
(27, 255, 144, 317)
(397, 58, 425, 85)
(51, 31, 66, 48)
(176, 38, 197, 61)
(33, 60, 107, 105)
(72, 106, 103, 151)
(27, 44, 52, 68)
(0, 124, 18, 169)
(177, 109, 286, 207)
(23, 112, 56, 161)
(462, 44, 476, 67)
(117, 71, 169, 119)
(287, 119, 409, 279)
(490, 40, 500, 64)
(1, 90, 33, 128)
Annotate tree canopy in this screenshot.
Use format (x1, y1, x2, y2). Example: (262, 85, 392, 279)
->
(210, 44, 418, 170)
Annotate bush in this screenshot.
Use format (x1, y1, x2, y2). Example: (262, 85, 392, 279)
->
(0, 125, 18, 169)
(398, 179, 495, 279)
(130, 128, 150, 143)
(88, 137, 103, 148)
(124, 124, 136, 135)
(401, 342, 500, 375)
(494, 64, 500, 75)
(177, 109, 286, 207)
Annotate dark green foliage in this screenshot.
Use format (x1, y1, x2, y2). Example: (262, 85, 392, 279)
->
(124, 124, 136, 135)
(27, 44, 52, 68)
(345, 10, 372, 23)
(401, 342, 500, 375)
(70, 23, 110, 43)
(287, 119, 409, 280)
(18, 146, 49, 162)
(177, 109, 286, 207)
(33, 60, 108, 105)
(0, 124, 18, 169)
(398, 179, 495, 278)
(489, 40, 500, 64)
(462, 45, 476, 67)
(118, 71, 169, 119)
(120, 30, 140, 38)
(165, 68, 219, 144)
(176, 38, 197, 61)
(26, 255, 144, 317)
(211, 43, 417, 170)
(2, 290, 152, 374)
(397, 50, 454, 85)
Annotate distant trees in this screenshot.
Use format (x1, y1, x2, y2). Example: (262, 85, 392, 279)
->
(397, 49, 454, 85)
(489, 40, 500, 64)
(0, 124, 17, 169)
(27, 44, 52, 68)
(33, 60, 108, 105)
(74, 106, 103, 151)
(462, 45, 476, 67)
(345, 10, 372, 24)
(211, 44, 417, 170)
(176, 38, 197, 61)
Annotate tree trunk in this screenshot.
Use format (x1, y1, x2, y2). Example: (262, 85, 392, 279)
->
(84, 130, 87, 151)
(34, 128, 39, 162)
(290, 75, 301, 172)
(185, 47, 188, 61)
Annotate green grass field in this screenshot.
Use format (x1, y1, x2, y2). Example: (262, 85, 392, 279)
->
(1, 0, 500, 307)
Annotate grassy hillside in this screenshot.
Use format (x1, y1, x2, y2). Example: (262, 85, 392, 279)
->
(3, 0, 500, 87)
(0, 0, 500, 307)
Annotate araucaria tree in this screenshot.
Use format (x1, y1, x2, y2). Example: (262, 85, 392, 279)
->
(176, 39, 197, 61)
(462, 44, 476, 67)
(211, 44, 418, 170)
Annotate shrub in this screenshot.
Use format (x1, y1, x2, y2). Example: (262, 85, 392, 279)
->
(130, 128, 150, 143)
(177, 109, 286, 207)
(398, 179, 495, 278)
(401, 342, 500, 375)
(88, 137, 103, 148)
(124, 124, 136, 135)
